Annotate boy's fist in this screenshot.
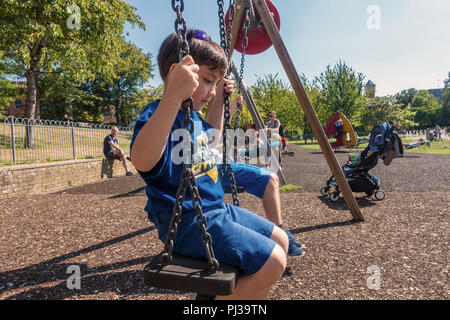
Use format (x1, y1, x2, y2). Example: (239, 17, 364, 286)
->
(165, 55, 200, 103)
(216, 77, 235, 98)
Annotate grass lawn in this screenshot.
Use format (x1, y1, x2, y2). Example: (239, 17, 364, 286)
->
(402, 139, 450, 155)
(280, 184, 303, 192)
(291, 139, 450, 155)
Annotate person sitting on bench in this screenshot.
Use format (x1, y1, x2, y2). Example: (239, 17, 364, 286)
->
(103, 127, 134, 176)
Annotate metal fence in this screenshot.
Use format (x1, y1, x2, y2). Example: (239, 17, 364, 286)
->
(0, 117, 134, 165)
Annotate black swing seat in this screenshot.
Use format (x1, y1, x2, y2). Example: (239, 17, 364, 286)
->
(143, 253, 239, 296)
(223, 186, 245, 194)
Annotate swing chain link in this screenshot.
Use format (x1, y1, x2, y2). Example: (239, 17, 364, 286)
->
(161, 0, 219, 273)
(172, 0, 189, 60)
(218, 0, 240, 207)
(233, 7, 251, 131)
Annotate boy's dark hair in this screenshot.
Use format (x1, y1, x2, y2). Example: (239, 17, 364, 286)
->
(158, 30, 228, 81)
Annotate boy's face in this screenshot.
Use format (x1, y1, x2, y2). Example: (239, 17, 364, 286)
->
(192, 65, 223, 111)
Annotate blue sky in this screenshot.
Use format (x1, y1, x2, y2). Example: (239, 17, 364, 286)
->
(124, 0, 450, 97)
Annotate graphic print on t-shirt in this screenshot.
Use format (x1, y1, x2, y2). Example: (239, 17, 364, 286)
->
(192, 131, 218, 184)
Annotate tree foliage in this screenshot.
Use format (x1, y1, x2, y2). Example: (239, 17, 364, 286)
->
(0, 0, 145, 120)
(251, 74, 304, 136)
(410, 90, 440, 127)
(71, 41, 154, 124)
(315, 60, 366, 124)
(438, 72, 450, 126)
(358, 96, 417, 130)
(394, 88, 417, 109)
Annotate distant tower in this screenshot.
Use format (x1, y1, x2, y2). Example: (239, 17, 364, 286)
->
(365, 80, 376, 98)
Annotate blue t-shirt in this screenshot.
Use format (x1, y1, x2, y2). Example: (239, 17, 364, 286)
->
(130, 100, 225, 224)
(103, 134, 118, 156)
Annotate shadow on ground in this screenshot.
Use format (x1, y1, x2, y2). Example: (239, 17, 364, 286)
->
(0, 226, 174, 300)
(317, 195, 378, 210)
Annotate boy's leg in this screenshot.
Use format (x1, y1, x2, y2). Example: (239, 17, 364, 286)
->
(262, 173, 282, 225)
(216, 244, 286, 300)
(174, 205, 287, 300)
(216, 205, 287, 300)
(230, 163, 305, 254)
(262, 174, 305, 255)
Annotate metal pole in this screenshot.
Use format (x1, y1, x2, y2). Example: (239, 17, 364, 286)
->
(231, 63, 288, 185)
(10, 119, 16, 164)
(71, 123, 76, 159)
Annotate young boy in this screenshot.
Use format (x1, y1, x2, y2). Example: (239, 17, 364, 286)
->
(130, 30, 288, 300)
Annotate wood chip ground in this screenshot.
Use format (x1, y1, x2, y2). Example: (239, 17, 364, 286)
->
(0, 145, 448, 300)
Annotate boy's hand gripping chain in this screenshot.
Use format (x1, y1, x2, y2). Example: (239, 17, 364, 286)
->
(161, 0, 219, 273)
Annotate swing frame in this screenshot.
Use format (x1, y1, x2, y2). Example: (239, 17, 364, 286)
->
(230, 0, 363, 221)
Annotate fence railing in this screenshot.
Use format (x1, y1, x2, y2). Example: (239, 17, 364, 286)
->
(0, 117, 134, 165)
(287, 127, 449, 144)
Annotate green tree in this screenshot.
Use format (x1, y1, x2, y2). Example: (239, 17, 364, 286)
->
(438, 72, 450, 126)
(315, 60, 366, 123)
(300, 74, 327, 128)
(410, 90, 440, 127)
(128, 85, 163, 122)
(0, 78, 25, 119)
(78, 42, 154, 125)
(251, 74, 304, 137)
(0, 0, 144, 146)
(0, 53, 25, 119)
(394, 88, 417, 109)
(358, 96, 417, 130)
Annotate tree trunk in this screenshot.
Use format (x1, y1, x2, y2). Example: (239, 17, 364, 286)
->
(25, 67, 38, 148)
(24, 42, 44, 148)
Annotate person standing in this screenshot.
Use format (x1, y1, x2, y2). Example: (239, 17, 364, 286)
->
(435, 125, 442, 142)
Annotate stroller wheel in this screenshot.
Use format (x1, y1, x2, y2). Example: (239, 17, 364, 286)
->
(321, 187, 331, 197)
(330, 191, 340, 202)
(374, 190, 385, 201)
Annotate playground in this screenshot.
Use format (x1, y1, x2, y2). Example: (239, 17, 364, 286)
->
(0, 144, 448, 300)
(1, 0, 449, 302)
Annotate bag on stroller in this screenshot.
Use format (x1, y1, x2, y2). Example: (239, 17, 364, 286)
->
(321, 122, 403, 202)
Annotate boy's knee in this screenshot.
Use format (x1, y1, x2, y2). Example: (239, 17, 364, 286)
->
(268, 244, 287, 280)
(269, 174, 279, 188)
(272, 225, 289, 254)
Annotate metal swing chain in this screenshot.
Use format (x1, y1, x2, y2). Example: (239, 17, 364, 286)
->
(217, 0, 240, 207)
(233, 8, 250, 130)
(233, 8, 250, 162)
(161, 0, 219, 273)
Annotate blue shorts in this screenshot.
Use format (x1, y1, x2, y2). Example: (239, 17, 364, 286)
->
(220, 162, 272, 199)
(155, 203, 276, 275)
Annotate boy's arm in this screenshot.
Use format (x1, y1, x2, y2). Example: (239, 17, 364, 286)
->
(131, 56, 200, 173)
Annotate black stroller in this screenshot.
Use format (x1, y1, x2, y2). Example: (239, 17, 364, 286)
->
(321, 122, 404, 202)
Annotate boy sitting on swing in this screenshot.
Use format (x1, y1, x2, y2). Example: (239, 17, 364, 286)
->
(131, 30, 288, 300)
